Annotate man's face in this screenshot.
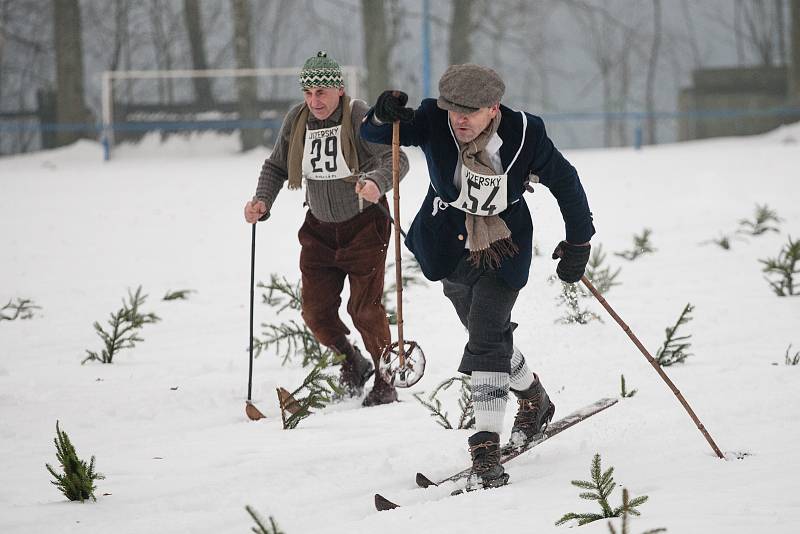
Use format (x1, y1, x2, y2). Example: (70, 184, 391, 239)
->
(303, 87, 344, 120)
(448, 104, 499, 143)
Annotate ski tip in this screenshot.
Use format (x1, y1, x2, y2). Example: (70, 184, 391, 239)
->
(375, 493, 400, 511)
(415, 472, 437, 488)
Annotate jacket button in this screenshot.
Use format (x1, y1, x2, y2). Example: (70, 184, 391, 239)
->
(457, 234, 464, 241)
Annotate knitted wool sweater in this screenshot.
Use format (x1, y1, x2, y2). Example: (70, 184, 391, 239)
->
(255, 98, 409, 223)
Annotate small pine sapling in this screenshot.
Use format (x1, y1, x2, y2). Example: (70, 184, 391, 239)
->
(554, 280, 601, 325)
(586, 244, 622, 294)
(759, 236, 800, 296)
(259, 275, 302, 313)
(162, 289, 194, 301)
(607, 489, 667, 534)
(45, 421, 104, 502)
(277, 353, 344, 429)
(1, 298, 40, 321)
(655, 303, 694, 366)
(556, 453, 649, 527)
(785, 344, 800, 366)
(82, 286, 160, 364)
(255, 275, 333, 367)
(620, 374, 637, 398)
(615, 229, 656, 261)
(737, 204, 782, 236)
(413, 376, 475, 430)
(245, 505, 285, 534)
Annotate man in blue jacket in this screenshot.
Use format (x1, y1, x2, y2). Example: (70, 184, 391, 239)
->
(361, 64, 595, 489)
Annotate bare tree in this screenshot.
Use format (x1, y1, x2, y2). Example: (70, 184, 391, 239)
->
(361, 0, 390, 101)
(53, 0, 91, 146)
(448, 0, 473, 65)
(645, 0, 661, 145)
(148, 0, 178, 103)
(791, 0, 800, 100)
(232, 0, 260, 151)
(183, 0, 214, 106)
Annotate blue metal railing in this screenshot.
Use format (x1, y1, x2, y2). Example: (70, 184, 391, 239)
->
(2, 106, 800, 159)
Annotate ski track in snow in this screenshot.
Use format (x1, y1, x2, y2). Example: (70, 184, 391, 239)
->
(1, 127, 799, 533)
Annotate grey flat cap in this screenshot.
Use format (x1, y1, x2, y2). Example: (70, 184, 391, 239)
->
(437, 64, 505, 114)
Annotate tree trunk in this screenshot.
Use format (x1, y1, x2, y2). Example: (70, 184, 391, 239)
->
(231, 0, 260, 151)
(790, 0, 800, 101)
(645, 0, 661, 145)
(448, 0, 473, 65)
(361, 0, 390, 103)
(183, 0, 214, 106)
(53, 0, 90, 147)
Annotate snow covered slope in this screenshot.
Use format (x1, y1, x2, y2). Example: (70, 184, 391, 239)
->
(1, 127, 798, 533)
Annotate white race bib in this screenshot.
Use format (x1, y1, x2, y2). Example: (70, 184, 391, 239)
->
(302, 125, 351, 181)
(450, 166, 508, 216)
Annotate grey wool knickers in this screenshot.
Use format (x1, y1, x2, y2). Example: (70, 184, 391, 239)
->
(441, 256, 519, 375)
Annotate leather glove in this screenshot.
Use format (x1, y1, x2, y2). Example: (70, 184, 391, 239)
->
(374, 90, 414, 123)
(551, 241, 591, 283)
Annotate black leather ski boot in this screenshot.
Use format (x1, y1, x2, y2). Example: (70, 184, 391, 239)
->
(465, 431, 509, 490)
(509, 377, 555, 448)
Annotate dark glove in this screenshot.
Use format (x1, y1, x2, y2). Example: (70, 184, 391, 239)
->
(551, 241, 591, 283)
(374, 90, 414, 123)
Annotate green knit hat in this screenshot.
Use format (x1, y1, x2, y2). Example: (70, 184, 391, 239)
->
(299, 51, 343, 89)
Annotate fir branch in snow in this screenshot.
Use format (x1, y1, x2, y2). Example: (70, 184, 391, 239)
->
(759, 236, 800, 296)
(254, 319, 332, 367)
(554, 279, 601, 325)
(279, 353, 344, 430)
(620, 374, 637, 398)
(45, 421, 104, 502)
(256, 275, 334, 367)
(0, 298, 40, 321)
(413, 376, 475, 430)
(607, 489, 667, 534)
(82, 286, 160, 364)
(737, 203, 782, 236)
(785, 344, 800, 366)
(162, 289, 194, 301)
(258, 275, 302, 314)
(585, 244, 622, 294)
(615, 229, 656, 261)
(556, 453, 649, 527)
(655, 303, 694, 366)
(412, 392, 452, 429)
(245, 505, 285, 534)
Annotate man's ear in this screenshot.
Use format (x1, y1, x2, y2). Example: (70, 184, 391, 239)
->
(489, 104, 500, 118)
(338, 88, 345, 97)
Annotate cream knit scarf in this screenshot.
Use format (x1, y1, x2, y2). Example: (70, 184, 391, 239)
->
(459, 113, 519, 269)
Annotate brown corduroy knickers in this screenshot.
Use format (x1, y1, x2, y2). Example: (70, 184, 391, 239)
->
(298, 199, 392, 361)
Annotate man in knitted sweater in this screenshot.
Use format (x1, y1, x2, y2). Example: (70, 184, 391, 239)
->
(361, 65, 595, 486)
(244, 51, 409, 406)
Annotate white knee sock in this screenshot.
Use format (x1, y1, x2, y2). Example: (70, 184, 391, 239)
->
(472, 371, 510, 434)
(510, 346, 535, 392)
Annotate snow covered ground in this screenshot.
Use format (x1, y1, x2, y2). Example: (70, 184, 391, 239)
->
(1, 125, 798, 533)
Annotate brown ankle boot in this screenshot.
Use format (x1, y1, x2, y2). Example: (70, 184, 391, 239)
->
(362, 375, 398, 406)
(509, 377, 555, 448)
(334, 340, 374, 397)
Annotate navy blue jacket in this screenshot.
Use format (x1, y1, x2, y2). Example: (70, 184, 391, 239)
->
(360, 98, 595, 289)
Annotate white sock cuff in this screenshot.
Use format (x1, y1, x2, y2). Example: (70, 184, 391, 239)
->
(509, 346, 535, 391)
(472, 371, 509, 434)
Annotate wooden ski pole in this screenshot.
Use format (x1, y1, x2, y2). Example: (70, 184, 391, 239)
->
(581, 275, 725, 459)
(391, 120, 405, 366)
